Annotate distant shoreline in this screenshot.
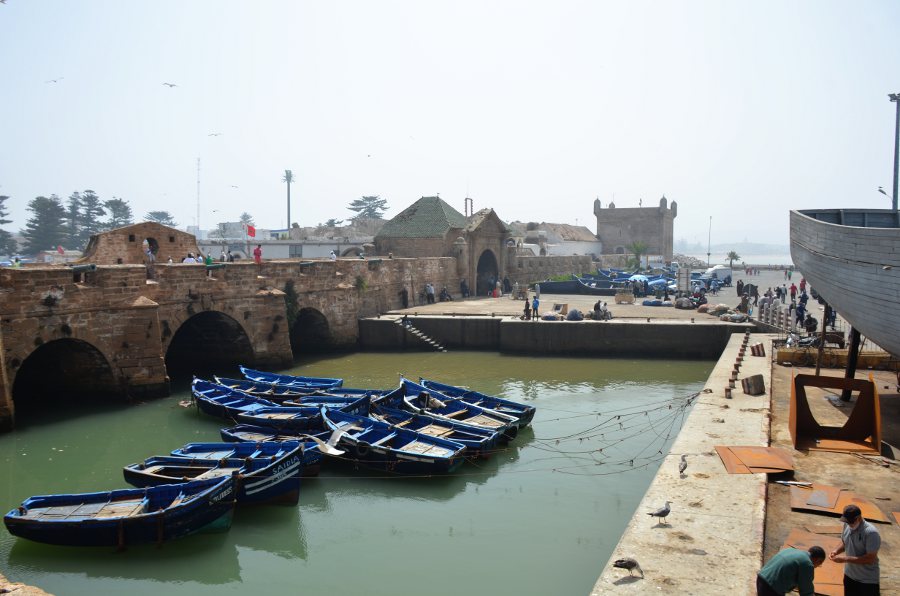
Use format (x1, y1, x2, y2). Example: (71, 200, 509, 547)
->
(680, 253, 794, 268)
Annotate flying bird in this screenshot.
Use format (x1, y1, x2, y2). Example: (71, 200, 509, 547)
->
(678, 454, 688, 477)
(230, 185, 239, 189)
(647, 501, 671, 524)
(208, 132, 223, 136)
(44, 77, 63, 83)
(162, 82, 177, 88)
(878, 186, 888, 196)
(613, 557, 643, 578)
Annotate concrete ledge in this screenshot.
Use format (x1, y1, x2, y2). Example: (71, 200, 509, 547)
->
(591, 333, 776, 595)
(359, 316, 752, 358)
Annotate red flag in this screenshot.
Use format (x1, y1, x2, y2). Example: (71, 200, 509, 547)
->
(57, 245, 65, 254)
(246, 225, 256, 238)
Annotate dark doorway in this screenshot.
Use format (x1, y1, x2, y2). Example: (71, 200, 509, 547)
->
(290, 308, 333, 354)
(165, 311, 255, 380)
(13, 339, 120, 418)
(476, 250, 499, 297)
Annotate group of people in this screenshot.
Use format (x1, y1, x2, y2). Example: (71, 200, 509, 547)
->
(757, 504, 880, 595)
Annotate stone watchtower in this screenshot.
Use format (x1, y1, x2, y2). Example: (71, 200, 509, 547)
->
(593, 196, 677, 261)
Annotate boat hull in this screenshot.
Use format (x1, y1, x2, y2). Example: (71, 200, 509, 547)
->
(789, 209, 900, 357)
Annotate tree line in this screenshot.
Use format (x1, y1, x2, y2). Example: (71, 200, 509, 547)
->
(0, 192, 183, 256)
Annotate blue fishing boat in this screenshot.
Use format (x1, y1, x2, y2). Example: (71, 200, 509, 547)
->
(3, 477, 235, 548)
(417, 379, 536, 429)
(375, 379, 519, 441)
(213, 376, 316, 401)
(218, 426, 335, 476)
(320, 405, 467, 475)
(191, 378, 280, 419)
(367, 400, 501, 457)
(123, 442, 304, 505)
(239, 366, 343, 389)
(235, 405, 323, 431)
(281, 392, 376, 410)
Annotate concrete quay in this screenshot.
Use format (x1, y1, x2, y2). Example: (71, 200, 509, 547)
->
(591, 331, 774, 594)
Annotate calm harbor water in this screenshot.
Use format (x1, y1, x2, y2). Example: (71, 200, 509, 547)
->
(1, 352, 712, 596)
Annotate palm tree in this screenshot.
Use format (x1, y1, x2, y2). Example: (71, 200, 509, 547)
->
(726, 251, 741, 268)
(282, 170, 293, 228)
(627, 241, 649, 269)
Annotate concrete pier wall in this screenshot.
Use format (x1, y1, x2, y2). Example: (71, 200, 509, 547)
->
(358, 317, 752, 357)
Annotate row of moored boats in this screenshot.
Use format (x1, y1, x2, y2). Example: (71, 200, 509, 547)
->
(3, 367, 535, 548)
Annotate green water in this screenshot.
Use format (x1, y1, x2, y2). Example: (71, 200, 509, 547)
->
(0, 352, 712, 595)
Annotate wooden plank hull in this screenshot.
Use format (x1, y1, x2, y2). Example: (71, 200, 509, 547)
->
(789, 209, 900, 357)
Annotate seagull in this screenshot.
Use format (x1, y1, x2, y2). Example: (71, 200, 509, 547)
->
(648, 501, 672, 524)
(208, 132, 223, 136)
(678, 454, 688, 477)
(613, 557, 643, 578)
(302, 427, 355, 456)
(230, 185, 239, 188)
(878, 186, 888, 196)
(162, 82, 177, 88)
(44, 77, 63, 83)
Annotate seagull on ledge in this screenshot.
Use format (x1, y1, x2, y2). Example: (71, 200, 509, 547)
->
(613, 557, 643, 578)
(648, 501, 671, 524)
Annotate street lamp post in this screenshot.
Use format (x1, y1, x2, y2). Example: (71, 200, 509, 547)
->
(889, 93, 900, 211)
(706, 216, 712, 267)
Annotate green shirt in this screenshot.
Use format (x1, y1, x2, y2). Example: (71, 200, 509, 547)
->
(758, 548, 816, 596)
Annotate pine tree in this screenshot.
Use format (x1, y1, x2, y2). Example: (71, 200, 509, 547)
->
(65, 192, 82, 249)
(144, 211, 178, 226)
(347, 195, 388, 220)
(0, 196, 18, 256)
(239, 212, 254, 226)
(103, 198, 134, 230)
(78, 190, 106, 247)
(21, 195, 67, 255)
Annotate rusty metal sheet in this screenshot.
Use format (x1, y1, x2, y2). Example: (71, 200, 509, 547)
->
(893, 512, 900, 525)
(714, 446, 750, 474)
(715, 445, 793, 474)
(802, 524, 844, 535)
(783, 528, 843, 595)
(789, 484, 890, 523)
(806, 488, 840, 509)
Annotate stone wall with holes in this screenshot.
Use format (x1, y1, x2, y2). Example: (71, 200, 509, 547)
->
(79, 222, 201, 265)
(0, 252, 591, 430)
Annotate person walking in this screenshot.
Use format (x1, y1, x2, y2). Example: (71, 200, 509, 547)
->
(830, 504, 881, 595)
(757, 545, 825, 596)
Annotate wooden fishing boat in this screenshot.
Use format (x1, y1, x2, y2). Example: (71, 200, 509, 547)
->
(281, 393, 375, 410)
(3, 476, 236, 548)
(790, 208, 900, 357)
(239, 366, 343, 389)
(417, 379, 536, 429)
(213, 376, 315, 401)
(366, 400, 501, 457)
(376, 379, 519, 441)
(123, 442, 304, 505)
(320, 405, 467, 475)
(217, 426, 336, 476)
(191, 378, 279, 419)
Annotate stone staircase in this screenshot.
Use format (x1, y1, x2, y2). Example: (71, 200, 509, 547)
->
(394, 318, 447, 352)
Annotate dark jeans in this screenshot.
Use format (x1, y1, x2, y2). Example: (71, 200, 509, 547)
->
(844, 575, 880, 596)
(755, 575, 780, 596)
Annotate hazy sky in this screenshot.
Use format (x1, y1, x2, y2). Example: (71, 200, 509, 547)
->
(1, 1, 898, 246)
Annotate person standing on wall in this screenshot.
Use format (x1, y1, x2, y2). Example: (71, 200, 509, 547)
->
(253, 244, 262, 266)
(532, 295, 540, 320)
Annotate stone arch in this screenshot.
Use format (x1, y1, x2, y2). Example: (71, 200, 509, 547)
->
(341, 247, 363, 257)
(475, 249, 499, 297)
(615, 246, 626, 254)
(290, 307, 333, 354)
(165, 311, 255, 379)
(146, 236, 160, 255)
(12, 338, 120, 417)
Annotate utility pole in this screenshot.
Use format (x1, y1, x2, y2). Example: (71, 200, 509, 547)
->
(890, 93, 900, 211)
(196, 158, 201, 234)
(283, 170, 294, 229)
(707, 216, 712, 267)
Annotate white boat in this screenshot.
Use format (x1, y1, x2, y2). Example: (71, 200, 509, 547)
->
(789, 208, 900, 357)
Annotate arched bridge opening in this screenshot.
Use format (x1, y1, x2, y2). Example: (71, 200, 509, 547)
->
(476, 250, 499, 297)
(12, 339, 121, 420)
(165, 311, 255, 380)
(290, 307, 334, 354)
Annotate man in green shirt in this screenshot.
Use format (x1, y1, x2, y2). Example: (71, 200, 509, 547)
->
(757, 545, 825, 596)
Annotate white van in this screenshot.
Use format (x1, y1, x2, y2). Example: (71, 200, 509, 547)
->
(702, 265, 733, 286)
